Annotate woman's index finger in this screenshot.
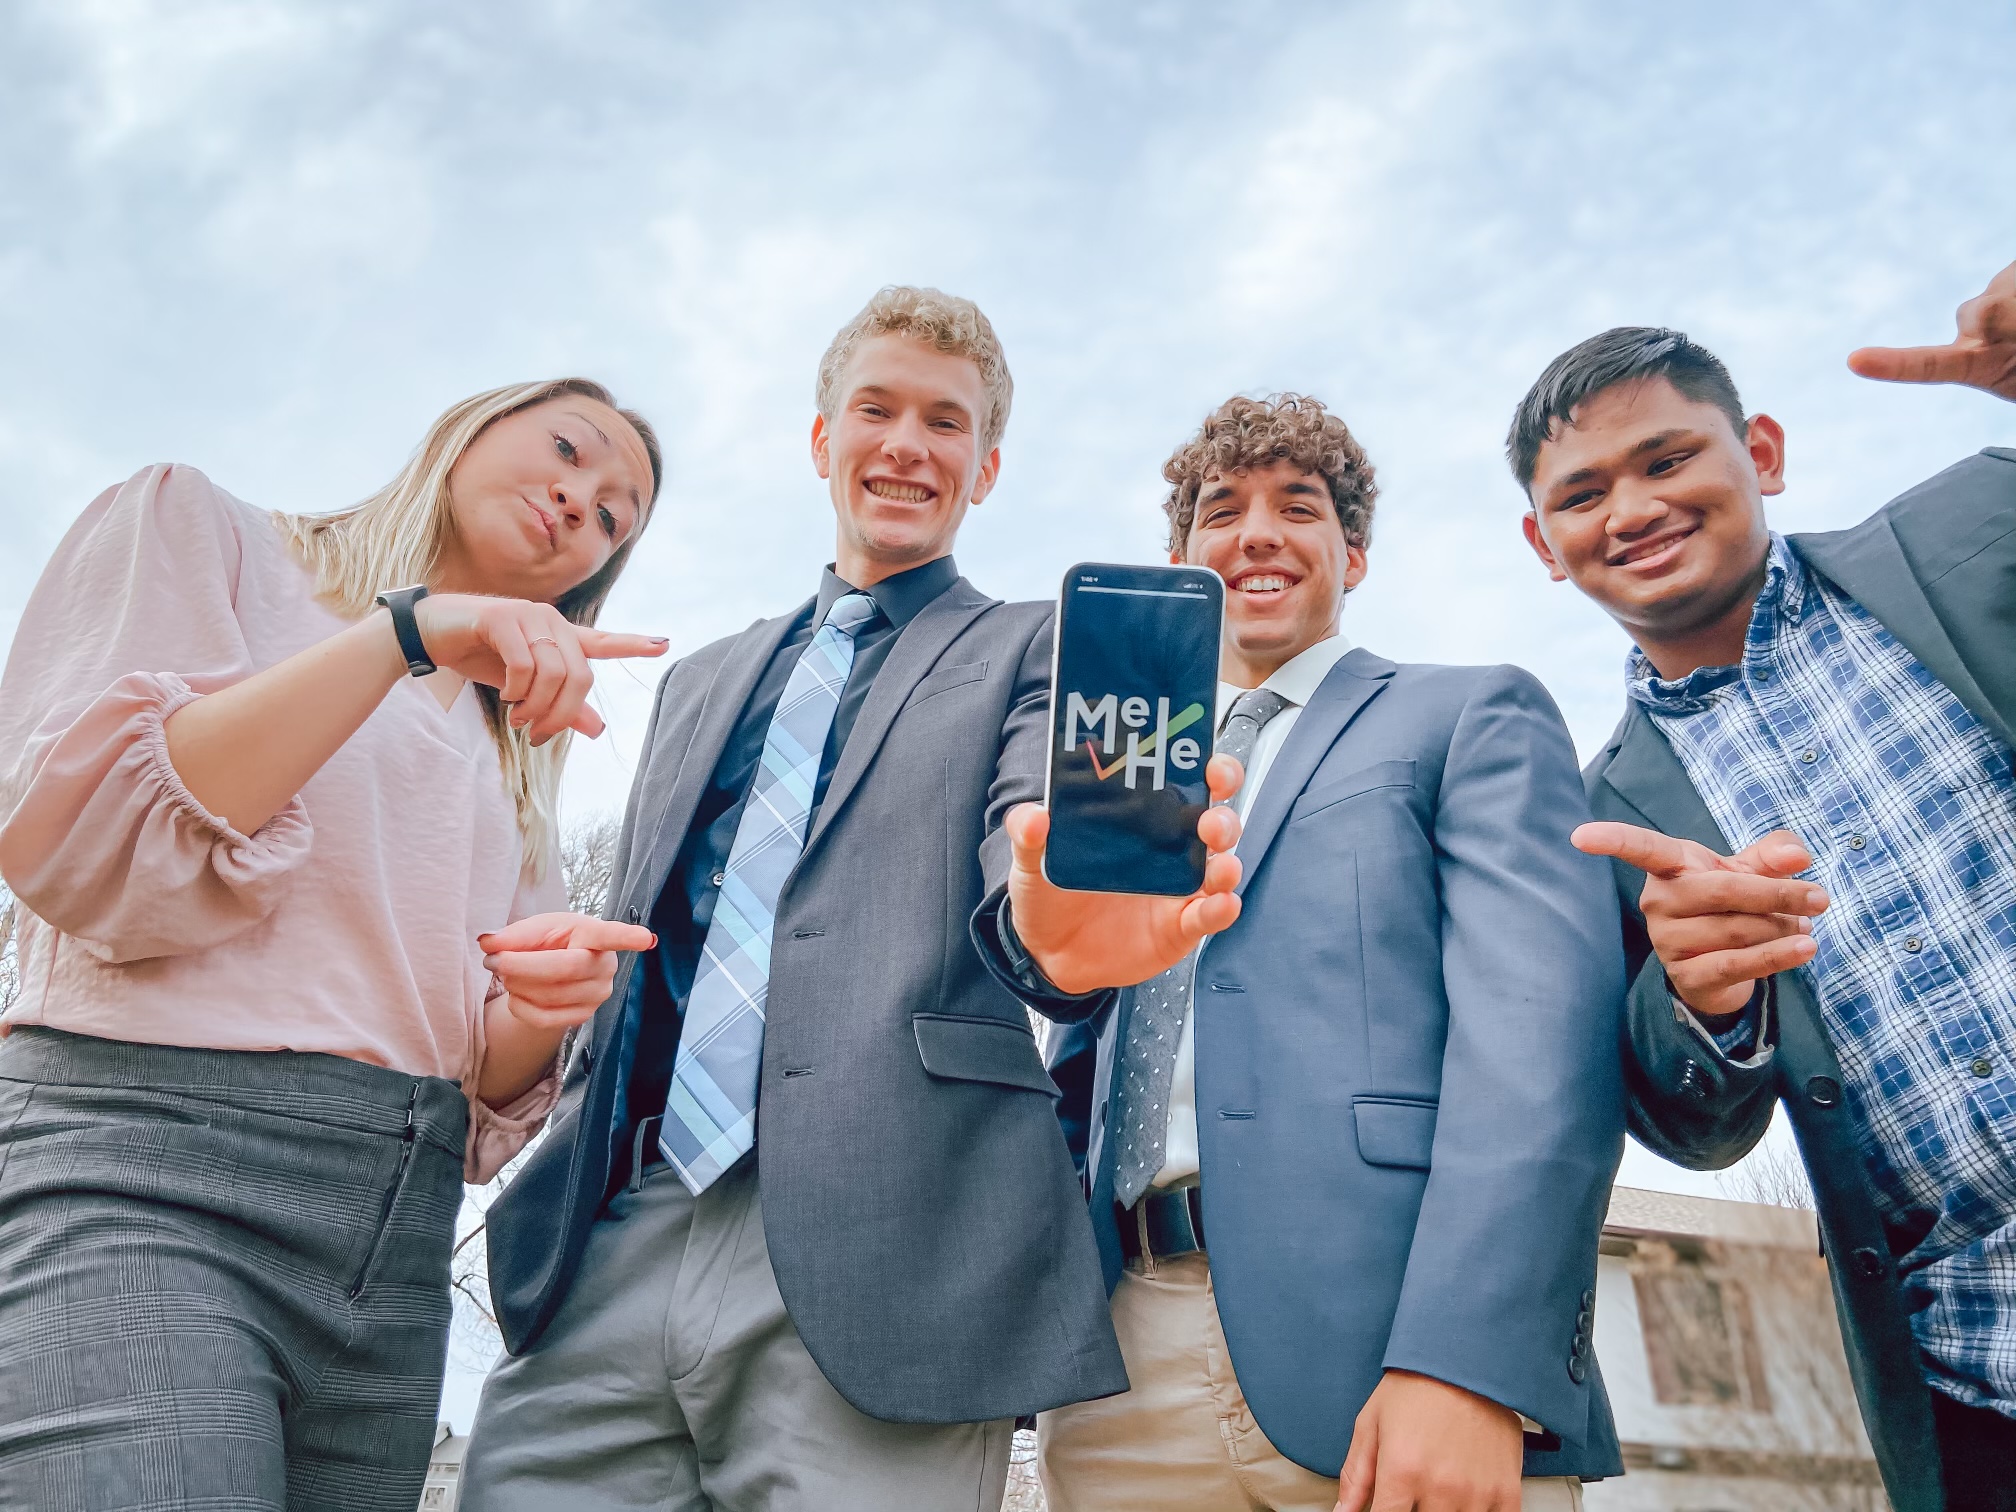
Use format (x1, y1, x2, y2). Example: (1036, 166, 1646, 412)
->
(578, 630, 671, 661)
(564, 918, 658, 953)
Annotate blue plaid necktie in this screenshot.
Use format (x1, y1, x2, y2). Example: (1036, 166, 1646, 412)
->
(659, 592, 879, 1193)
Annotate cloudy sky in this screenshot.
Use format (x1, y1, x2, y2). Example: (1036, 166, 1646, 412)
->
(3, 0, 2012, 1405)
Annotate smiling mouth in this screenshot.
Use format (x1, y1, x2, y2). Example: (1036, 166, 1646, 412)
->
(1230, 572, 1297, 596)
(1608, 525, 1698, 570)
(865, 480, 935, 504)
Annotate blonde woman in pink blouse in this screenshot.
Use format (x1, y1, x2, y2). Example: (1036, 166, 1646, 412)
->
(0, 378, 666, 1512)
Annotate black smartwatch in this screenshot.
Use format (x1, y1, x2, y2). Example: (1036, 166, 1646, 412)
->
(374, 584, 436, 677)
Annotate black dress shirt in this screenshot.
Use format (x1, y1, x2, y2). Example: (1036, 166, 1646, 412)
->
(621, 556, 961, 1155)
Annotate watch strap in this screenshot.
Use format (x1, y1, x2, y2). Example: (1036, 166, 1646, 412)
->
(374, 585, 436, 677)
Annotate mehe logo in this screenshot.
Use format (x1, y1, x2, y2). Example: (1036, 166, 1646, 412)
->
(1063, 693, 1207, 790)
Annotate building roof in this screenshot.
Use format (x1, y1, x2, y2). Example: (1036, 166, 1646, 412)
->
(1604, 1184, 1817, 1250)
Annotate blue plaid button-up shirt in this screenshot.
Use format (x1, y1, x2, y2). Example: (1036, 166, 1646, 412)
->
(1629, 535, 2016, 1416)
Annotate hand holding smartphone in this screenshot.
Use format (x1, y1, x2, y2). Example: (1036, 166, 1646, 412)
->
(1044, 562, 1226, 895)
(997, 561, 1243, 998)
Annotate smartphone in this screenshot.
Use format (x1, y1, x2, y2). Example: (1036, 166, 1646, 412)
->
(1044, 562, 1225, 896)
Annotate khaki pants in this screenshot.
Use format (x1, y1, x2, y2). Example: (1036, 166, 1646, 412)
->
(1038, 1253, 1581, 1512)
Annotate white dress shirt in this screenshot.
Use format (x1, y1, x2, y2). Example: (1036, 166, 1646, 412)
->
(1149, 631, 1354, 1192)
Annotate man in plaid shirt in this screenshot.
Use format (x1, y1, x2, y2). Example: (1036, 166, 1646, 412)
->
(1513, 261, 2016, 1512)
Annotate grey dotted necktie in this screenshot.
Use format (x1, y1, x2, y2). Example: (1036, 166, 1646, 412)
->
(1112, 686, 1290, 1208)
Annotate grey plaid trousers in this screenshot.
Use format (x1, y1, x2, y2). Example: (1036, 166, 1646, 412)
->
(0, 1026, 468, 1512)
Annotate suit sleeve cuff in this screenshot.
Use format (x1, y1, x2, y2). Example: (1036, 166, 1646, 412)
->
(1672, 976, 1774, 1069)
(969, 886, 1113, 1016)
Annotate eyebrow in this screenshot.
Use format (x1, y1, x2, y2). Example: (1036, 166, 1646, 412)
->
(1554, 429, 1691, 489)
(1201, 479, 1324, 499)
(565, 410, 612, 449)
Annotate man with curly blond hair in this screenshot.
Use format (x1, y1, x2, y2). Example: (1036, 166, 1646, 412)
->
(1015, 393, 1629, 1511)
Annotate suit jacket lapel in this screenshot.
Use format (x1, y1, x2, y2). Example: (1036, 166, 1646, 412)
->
(1793, 518, 2014, 750)
(1598, 704, 1732, 854)
(802, 579, 994, 856)
(1231, 647, 1395, 893)
(622, 606, 804, 918)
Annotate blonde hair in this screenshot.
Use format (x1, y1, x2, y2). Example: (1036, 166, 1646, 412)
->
(815, 286, 1014, 452)
(275, 378, 663, 873)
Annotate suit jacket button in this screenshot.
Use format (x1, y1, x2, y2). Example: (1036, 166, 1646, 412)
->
(1581, 1288, 1596, 1310)
(1807, 1076, 1841, 1108)
(1567, 1355, 1587, 1384)
(1851, 1247, 1887, 1280)
(627, 906, 642, 925)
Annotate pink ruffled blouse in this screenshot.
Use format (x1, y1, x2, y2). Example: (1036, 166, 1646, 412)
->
(0, 464, 565, 1181)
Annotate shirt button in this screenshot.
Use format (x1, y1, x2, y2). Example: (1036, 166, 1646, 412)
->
(711, 871, 727, 888)
(1972, 1058, 1994, 1079)
(1799, 749, 1818, 764)
(1847, 835, 1866, 850)
(1904, 936, 1923, 954)
(1755, 669, 1772, 683)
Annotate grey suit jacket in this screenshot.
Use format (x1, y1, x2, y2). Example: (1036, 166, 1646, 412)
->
(1586, 446, 2016, 1512)
(485, 576, 1128, 1423)
(1027, 651, 1627, 1479)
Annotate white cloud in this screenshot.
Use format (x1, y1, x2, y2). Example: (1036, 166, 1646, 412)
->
(1, 0, 2012, 1200)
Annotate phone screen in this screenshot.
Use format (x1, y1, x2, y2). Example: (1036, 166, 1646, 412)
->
(1044, 562, 1225, 896)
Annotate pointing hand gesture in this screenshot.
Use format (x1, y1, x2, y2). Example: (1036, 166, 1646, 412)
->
(1571, 822, 1828, 1022)
(480, 912, 658, 1031)
(413, 593, 670, 745)
(1848, 260, 2016, 403)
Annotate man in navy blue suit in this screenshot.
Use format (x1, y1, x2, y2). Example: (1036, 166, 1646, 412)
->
(993, 394, 1627, 1512)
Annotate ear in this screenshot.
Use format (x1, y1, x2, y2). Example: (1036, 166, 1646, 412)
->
(1341, 541, 1370, 592)
(810, 413, 832, 480)
(1522, 510, 1569, 583)
(1745, 413, 1787, 497)
(968, 444, 1002, 507)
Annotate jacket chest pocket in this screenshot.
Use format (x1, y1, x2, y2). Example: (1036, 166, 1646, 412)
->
(903, 660, 990, 714)
(1288, 759, 1416, 824)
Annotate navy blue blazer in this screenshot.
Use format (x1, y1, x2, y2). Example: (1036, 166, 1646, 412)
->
(1043, 649, 1628, 1479)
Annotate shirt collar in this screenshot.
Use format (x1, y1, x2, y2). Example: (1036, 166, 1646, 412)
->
(1217, 631, 1354, 722)
(817, 555, 959, 631)
(1626, 533, 1803, 716)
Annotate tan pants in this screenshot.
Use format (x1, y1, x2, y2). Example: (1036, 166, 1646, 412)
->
(1038, 1253, 1582, 1512)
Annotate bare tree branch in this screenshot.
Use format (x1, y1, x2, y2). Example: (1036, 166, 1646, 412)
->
(1719, 1137, 1817, 1212)
(0, 881, 20, 1018)
(560, 811, 622, 919)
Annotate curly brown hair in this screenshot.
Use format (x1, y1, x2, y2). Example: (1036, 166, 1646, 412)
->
(1161, 393, 1377, 553)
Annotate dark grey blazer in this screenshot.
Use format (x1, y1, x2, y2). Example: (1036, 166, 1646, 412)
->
(1586, 446, 2016, 1512)
(1037, 652, 1627, 1480)
(485, 577, 1128, 1423)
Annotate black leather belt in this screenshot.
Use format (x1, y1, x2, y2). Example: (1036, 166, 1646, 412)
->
(1118, 1185, 1206, 1264)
